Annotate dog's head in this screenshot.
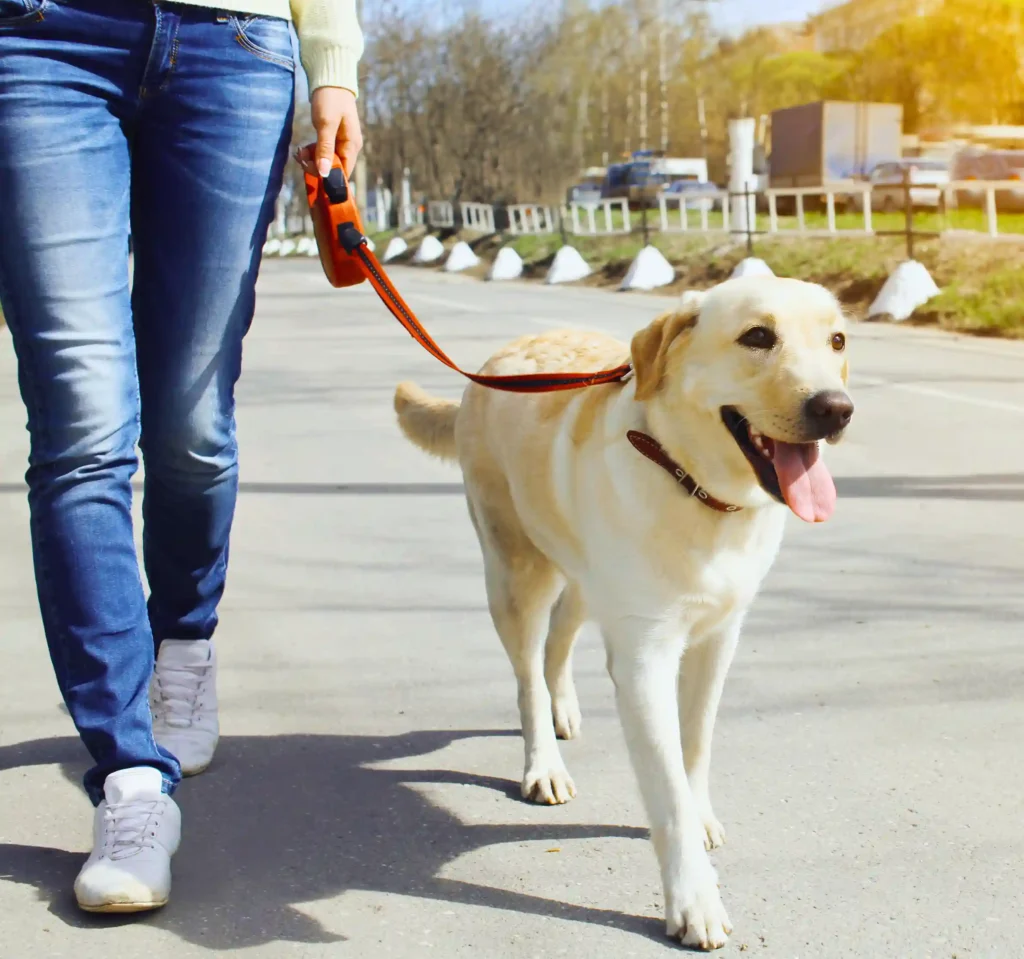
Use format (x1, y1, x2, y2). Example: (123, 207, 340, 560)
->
(630, 276, 852, 523)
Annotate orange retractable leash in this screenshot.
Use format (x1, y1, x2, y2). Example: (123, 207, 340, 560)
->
(304, 154, 632, 393)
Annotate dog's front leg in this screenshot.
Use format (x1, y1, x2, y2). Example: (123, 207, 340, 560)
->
(602, 618, 731, 951)
(680, 613, 743, 850)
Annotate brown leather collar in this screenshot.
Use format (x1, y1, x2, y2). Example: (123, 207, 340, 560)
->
(626, 430, 742, 513)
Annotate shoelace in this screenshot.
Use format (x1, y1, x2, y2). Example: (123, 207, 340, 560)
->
(153, 663, 210, 729)
(103, 800, 163, 860)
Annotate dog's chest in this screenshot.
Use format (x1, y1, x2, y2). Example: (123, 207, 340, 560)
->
(652, 512, 785, 612)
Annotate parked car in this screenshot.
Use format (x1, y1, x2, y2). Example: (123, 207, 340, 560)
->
(950, 149, 1024, 211)
(661, 179, 721, 212)
(566, 182, 603, 205)
(868, 159, 949, 211)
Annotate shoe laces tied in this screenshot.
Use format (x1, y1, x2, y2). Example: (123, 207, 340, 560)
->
(153, 663, 210, 729)
(103, 800, 164, 860)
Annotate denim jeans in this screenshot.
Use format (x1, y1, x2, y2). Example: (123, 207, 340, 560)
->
(0, 0, 295, 804)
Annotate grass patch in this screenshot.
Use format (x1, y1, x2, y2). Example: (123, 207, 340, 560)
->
(913, 264, 1024, 337)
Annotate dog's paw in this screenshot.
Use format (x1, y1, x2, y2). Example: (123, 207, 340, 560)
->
(522, 765, 577, 804)
(551, 692, 581, 740)
(665, 867, 731, 951)
(701, 811, 726, 850)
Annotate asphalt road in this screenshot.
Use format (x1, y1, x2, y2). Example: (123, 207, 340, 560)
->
(1, 261, 1022, 959)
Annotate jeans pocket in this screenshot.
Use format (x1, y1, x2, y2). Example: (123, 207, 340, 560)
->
(0, 0, 47, 26)
(230, 14, 294, 72)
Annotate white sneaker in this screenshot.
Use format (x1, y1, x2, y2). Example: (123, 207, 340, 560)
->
(74, 767, 181, 913)
(150, 639, 219, 776)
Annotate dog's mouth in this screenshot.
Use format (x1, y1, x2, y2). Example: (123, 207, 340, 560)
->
(720, 407, 836, 523)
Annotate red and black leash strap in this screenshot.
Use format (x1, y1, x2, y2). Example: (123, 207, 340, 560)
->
(337, 222, 633, 394)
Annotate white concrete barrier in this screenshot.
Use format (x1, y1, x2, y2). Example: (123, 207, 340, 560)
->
(867, 260, 940, 321)
(279, 237, 297, 257)
(413, 235, 445, 264)
(546, 245, 591, 284)
(383, 236, 408, 262)
(730, 257, 774, 279)
(444, 241, 479, 272)
(263, 237, 282, 256)
(488, 246, 524, 280)
(620, 245, 675, 291)
(460, 202, 495, 234)
(427, 201, 455, 229)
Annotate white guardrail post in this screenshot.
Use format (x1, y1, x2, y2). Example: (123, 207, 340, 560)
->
(506, 204, 555, 235)
(564, 199, 630, 235)
(985, 186, 998, 237)
(427, 201, 454, 229)
(459, 202, 496, 234)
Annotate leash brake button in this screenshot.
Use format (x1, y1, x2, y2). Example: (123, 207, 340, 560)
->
(323, 168, 348, 205)
(337, 221, 366, 254)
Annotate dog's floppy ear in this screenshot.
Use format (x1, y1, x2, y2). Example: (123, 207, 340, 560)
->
(630, 306, 700, 401)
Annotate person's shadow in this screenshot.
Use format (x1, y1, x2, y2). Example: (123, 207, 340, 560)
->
(0, 730, 658, 950)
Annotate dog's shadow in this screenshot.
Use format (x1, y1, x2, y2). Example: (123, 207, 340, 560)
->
(0, 730, 658, 950)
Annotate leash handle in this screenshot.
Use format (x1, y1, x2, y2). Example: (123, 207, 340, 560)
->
(304, 151, 632, 393)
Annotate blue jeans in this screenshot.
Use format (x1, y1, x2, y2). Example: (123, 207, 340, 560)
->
(0, 0, 295, 804)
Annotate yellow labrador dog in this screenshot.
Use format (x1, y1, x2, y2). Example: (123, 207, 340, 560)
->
(393, 275, 853, 950)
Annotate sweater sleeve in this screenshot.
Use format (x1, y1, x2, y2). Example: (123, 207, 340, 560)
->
(290, 0, 364, 97)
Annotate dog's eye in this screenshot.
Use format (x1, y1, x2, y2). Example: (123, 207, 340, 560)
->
(831, 332, 846, 352)
(738, 326, 777, 350)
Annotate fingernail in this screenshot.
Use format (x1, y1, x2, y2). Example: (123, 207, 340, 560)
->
(318, 159, 332, 177)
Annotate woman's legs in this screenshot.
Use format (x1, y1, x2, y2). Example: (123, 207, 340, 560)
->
(0, 0, 179, 807)
(0, 0, 293, 910)
(132, 7, 294, 646)
(131, 3, 294, 776)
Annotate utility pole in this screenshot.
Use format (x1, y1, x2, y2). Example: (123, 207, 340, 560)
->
(354, 0, 368, 212)
(639, 18, 648, 152)
(658, 0, 669, 154)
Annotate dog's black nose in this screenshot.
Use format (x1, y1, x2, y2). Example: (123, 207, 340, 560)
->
(804, 390, 854, 436)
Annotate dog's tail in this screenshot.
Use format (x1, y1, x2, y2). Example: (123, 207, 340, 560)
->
(393, 381, 459, 462)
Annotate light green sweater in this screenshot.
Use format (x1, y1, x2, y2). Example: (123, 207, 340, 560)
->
(177, 0, 363, 95)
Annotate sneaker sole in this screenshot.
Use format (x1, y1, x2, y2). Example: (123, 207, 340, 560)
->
(78, 898, 169, 914)
(180, 758, 213, 777)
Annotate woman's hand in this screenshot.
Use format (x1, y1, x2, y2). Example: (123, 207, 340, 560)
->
(295, 86, 363, 178)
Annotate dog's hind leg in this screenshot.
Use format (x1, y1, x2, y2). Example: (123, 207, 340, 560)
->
(545, 582, 585, 741)
(680, 613, 743, 850)
(467, 496, 576, 805)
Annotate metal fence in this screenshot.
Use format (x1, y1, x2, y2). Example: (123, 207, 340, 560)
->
(460, 201, 496, 234)
(265, 170, 1024, 256)
(427, 201, 455, 230)
(564, 198, 631, 236)
(508, 204, 556, 235)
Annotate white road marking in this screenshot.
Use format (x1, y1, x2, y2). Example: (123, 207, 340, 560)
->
(856, 376, 1024, 415)
(368, 271, 1024, 415)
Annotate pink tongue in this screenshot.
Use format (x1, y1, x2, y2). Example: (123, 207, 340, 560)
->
(770, 441, 836, 523)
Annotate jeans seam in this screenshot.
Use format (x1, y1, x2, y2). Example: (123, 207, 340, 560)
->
(230, 17, 294, 72)
(157, 37, 180, 92)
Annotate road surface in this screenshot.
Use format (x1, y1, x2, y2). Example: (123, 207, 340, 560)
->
(1, 261, 1022, 958)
